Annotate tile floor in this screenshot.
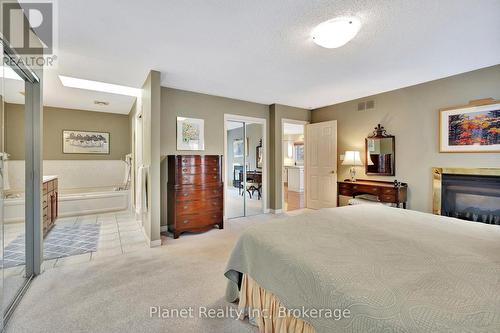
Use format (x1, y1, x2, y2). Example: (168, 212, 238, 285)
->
(3, 210, 148, 273)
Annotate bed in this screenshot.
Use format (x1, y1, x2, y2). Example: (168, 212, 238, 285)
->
(225, 205, 500, 332)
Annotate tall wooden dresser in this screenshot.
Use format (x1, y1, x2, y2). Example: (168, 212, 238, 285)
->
(167, 155, 224, 239)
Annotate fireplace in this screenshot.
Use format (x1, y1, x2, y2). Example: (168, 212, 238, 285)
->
(433, 168, 500, 225)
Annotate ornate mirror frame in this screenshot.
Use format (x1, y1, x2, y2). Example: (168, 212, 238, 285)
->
(365, 124, 396, 176)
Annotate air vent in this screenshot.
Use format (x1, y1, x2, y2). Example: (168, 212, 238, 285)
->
(366, 100, 375, 109)
(94, 100, 109, 106)
(357, 102, 366, 111)
(357, 100, 375, 111)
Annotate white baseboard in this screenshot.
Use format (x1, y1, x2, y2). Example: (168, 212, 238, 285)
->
(149, 239, 162, 247)
(160, 225, 168, 232)
(270, 209, 283, 214)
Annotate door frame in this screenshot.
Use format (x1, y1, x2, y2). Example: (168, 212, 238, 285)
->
(281, 119, 309, 212)
(2, 44, 43, 323)
(223, 114, 268, 219)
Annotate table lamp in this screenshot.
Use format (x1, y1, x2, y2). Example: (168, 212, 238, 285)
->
(342, 151, 363, 181)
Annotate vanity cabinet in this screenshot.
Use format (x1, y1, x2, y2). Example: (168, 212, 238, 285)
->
(43, 177, 58, 237)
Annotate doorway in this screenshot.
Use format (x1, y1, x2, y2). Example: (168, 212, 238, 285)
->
(282, 120, 307, 212)
(224, 115, 267, 219)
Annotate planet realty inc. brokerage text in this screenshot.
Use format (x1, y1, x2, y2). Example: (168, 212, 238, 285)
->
(150, 306, 351, 320)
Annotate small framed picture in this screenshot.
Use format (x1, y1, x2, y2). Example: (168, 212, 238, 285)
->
(177, 117, 205, 151)
(439, 102, 499, 153)
(63, 130, 110, 154)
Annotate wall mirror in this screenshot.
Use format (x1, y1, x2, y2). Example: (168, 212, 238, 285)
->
(365, 124, 395, 176)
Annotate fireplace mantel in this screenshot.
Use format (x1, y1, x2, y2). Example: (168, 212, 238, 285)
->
(432, 167, 500, 216)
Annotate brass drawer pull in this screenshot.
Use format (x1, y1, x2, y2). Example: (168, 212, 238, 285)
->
(182, 168, 188, 172)
(183, 206, 188, 209)
(183, 220, 189, 224)
(183, 193, 189, 197)
(213, 168, 217, 171)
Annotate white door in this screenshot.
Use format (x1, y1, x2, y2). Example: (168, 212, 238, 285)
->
(306, 121, 337, 209)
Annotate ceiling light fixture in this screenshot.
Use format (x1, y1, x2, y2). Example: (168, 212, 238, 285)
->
(312, 17, 361, 49)
(59, 75, 141, 97)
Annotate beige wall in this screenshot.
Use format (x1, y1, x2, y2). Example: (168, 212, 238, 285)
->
(160, 87, 271, 217)
(160, 88, 311, 214)
(269, 104, 310, 210)
(5, 103, 130, 160)
(312, 65, 500, 213)
(161, 87, 270, 155)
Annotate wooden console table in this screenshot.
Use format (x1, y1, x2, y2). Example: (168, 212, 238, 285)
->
(337, 179, 408, 208)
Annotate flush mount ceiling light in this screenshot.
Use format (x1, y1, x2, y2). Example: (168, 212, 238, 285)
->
(59, 75, 141, 97)
(312, 17, 361, 49)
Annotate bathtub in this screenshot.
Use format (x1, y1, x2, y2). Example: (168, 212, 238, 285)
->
(4, 187, 130, 223)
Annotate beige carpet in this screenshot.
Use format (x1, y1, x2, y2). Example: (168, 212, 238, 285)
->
(6, 212, 303, 333)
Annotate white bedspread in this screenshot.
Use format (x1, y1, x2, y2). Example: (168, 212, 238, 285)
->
(225, 205, 500, 332)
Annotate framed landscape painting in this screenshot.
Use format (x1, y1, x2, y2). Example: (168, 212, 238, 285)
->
(439, 102, 499, 153)
(63, 130, 110, 154)
(177, 117, 205, 151)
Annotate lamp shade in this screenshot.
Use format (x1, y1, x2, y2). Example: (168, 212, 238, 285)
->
(341, 151, 363, 166)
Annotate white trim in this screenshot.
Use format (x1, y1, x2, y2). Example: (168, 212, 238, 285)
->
(141, 225, 161, 247)
(223, 114, 268, 219)
(281, 119, 309, 212)
(160, 225, 169, 232)
(149, 239, 162, 247)
(270, 209, 283, 214)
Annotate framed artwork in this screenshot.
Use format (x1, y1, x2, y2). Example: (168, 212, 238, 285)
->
(256, 140, 263, 169)
(177, 117, 205, 151)
(233, 139, 244, 157)
(439, 102, 499, 153)
(63, 130, 110, 154)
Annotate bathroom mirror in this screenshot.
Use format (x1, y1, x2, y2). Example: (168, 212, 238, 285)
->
(365, 124, 395, 176)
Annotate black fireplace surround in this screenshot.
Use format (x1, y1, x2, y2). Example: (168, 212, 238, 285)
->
(441, 174, 500, 225)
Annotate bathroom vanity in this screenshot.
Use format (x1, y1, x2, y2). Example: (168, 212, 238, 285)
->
(43, 176, 58, 236)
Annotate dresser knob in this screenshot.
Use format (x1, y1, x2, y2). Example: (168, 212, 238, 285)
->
(183, 206, 188, 209)
(183, 193, 189, 197)
(213, 168, 217, 171)
(182, 168, 187, 172)
(213, 175, 217, 179)
(183, 220, 189, 224)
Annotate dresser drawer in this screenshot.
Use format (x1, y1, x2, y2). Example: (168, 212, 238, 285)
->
(175, 185, 222, 202)
(352, 185, 379, 195)
(43, 194, 48, 208)
(43, 182, 48, 194)
(380, 194, 396, 203)
(176, 213, 222, 229)
(179, 165, 220, 175)
(176, 199, 222, 214)
(177, 173, 220, 185)
(339, 189, 352, 196)
(177, 156, 220, 166)
(381, 188, 396, 195)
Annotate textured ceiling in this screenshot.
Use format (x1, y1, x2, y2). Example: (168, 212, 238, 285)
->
(40, 0, 500, 113)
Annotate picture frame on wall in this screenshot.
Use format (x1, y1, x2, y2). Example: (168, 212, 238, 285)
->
(233, 139, 244, 157)
(63, 130, 110, 154)
(439, 101, 500, 153)
(177, 117, 205, 151)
